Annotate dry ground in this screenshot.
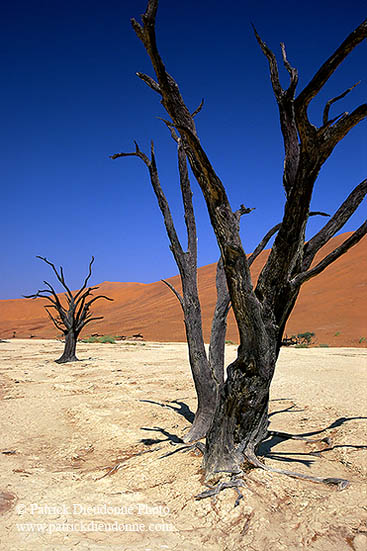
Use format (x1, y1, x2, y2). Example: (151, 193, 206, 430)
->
(0, 339, 366, 551)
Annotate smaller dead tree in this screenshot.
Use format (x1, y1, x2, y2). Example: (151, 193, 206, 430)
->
(25, 256, 112, 363)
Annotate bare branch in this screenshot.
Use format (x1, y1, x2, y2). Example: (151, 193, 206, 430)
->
(141, 0, 158, 21)
(280, 42, 298, 97)
(74, 286, 100, 308)
(292, 222, 367, 287)
(248, 223, 281, 267)
(295, 20, 367, 127)
(136, 71, 162, 94)
(309, 211, 330, 218)
(254, 211, 332, 302)
(320, 104, 367, 158)
(234, 204, 255, 220)
(26, 278, 69, 328)
(161, 279, 184, 309)
(75, 295, 112, 331)
(253, 25, 282, 99)
(131, 1, 271, 351)
(208, 257, 230, 385)
(73, 257, 95, 302)
(23, 290, 54, 300)
(322, 81, 361, 125)
(131, 2, 197, 138)
(177, 138, 197, 259)
(110, 140, 151, 166)
(112, 139, 187, 269)
(254, 28, 300, 195)
(191, 98, 204, 118)
(303, 179, 367, 268)
(156, 117, 179, 143)
(85, 295, 113, 308)
(79, 316, 104, 329)
(36, 256, 73, 299)
(131, 17, 144, 41)
(45, 307, 65, 332)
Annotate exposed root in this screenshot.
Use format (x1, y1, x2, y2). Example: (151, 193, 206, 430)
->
(96, 446, 162, 480)
(268, 430, 331, 445)
(159, 441, 205, 459)
(195, 477, 245, 507)
(244, 447, 349, 490)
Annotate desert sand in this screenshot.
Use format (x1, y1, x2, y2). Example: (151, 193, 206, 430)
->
(0, 232, 366, 347)
(1, 339, 367, 550)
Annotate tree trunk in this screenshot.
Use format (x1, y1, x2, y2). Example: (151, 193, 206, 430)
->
(182, 296, 220, 442)
(204, 341, 277, 478)
(208, 258, 229, 388)
(56, 330, 79, 363)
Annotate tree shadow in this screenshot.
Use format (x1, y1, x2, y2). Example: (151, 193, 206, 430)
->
(271, 416, 367, 438)
(140, 399, 195, 423)
(258, 416, 367, 467)
(139, 426, 184, 446)
(269, 401, 304, 418)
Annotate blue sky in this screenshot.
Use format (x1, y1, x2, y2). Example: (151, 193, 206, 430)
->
(1, 0, 366, 298)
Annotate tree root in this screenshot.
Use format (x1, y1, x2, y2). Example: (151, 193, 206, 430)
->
(159, 441, 205, 459)
(195, 477, 245, 507)
(96, 446, 163, 480)
(244, 447, 349, 490)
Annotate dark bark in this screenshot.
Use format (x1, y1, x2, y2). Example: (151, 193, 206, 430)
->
(24, 257, 112, 363)
(112, 137, 222, 441)
(208, 258, 230, 388)
(130, 1, 367, 480)
(56, 329, 79, 363)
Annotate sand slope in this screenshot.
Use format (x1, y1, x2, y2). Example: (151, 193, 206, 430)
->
(0, 232, 366, 346)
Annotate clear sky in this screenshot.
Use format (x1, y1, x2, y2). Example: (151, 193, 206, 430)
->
(1, 0, 366, 299)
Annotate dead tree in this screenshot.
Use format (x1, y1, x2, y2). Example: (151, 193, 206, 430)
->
(112, 131, 288, 441)
(111, 130, 240, 441)
(24, 256, 112, 363)
(130, 1, 366, 485)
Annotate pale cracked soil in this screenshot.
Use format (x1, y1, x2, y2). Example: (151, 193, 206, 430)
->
(0, 339, 366, 551)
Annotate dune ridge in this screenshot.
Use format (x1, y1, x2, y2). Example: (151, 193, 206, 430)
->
(0, 232, 366, 347)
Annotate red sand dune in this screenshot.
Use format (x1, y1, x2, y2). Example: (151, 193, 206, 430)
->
(0, 233, 366, 347)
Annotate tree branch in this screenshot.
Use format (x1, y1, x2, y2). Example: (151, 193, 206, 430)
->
(136, 72, 162, 94)
(208, 257, 230, 385)
(254, 28, 299, 195)
(280, 42, 298, 98)
(161, 279, 184, 309)
(253, 25, 282, 99)
(248, 223, 281, 267)
(36, 256, 73, 300)
(320, 104, 367, 160)
(110, 140, 151, 166)
(131, 1, 268, 352)
(292, 222, 367, 287)
(303, 179, 367, 269)
(112, 140, 185, 262)
(295, 20, 367, 119)
(177, 138, 197, 260)
(74, 286, 100, 308)
(322, 81, 361, 126)
(79, 316, 104, 329)
(247, 212, 329, 269)
(191, 98, 204, 118)
(45, 307, 65, 333)
(74, 257, 95, 302)
(75, 295, 112, 331)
